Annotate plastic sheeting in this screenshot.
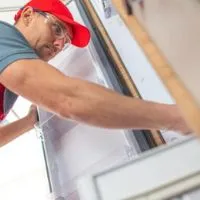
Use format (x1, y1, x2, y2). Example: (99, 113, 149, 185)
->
(37, 33, 138, 199)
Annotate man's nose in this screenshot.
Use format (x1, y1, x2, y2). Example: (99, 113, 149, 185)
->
(53, 38, 65, 51)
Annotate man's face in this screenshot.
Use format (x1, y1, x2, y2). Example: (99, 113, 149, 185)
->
(18, 7, 73, 61)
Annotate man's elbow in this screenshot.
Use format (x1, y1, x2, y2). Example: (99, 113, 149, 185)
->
(54, 96, 75, 119)
(56, 97, 91, 123)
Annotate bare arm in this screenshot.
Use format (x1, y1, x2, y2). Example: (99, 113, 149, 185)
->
(0, 105, 37, 147)
(0, 59, 190, 133)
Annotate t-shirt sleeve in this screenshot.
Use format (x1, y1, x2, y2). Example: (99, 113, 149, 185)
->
(0, 52, 39, 73)
(0, 21, 39, 74)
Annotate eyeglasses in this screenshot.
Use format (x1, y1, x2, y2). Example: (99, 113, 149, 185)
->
(34, 9, 71, 49)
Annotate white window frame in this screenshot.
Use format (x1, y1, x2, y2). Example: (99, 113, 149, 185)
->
(78, 137, 200, 200)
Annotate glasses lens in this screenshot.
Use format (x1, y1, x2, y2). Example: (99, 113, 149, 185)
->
(41, 12, 71, 48)
(51, 23, 64, 39)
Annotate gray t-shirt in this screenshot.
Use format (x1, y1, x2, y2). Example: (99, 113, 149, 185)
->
(0, 21, 38, 114)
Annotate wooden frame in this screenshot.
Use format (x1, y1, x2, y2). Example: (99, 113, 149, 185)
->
(111, 0, 200, 136)
(80, 0, 165, 146)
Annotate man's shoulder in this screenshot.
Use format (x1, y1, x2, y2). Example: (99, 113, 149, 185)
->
(0, 20, 30, 46)
(0, 20, 38, 74)
(0, 20, 14, 28)
(0, 21, 20, 37)
(0, 20, 13, 28)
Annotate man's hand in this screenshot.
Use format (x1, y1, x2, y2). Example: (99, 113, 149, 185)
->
(170, 107, 192, 135)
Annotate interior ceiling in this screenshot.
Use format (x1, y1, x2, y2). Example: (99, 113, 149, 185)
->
(0, 0, 70, 10)
(0, 0, 29, 9)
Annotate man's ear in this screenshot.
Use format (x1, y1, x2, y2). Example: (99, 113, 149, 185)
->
(20, 6, 35, 26)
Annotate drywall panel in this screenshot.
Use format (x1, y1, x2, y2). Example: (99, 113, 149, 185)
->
(143, 0, 200, 104)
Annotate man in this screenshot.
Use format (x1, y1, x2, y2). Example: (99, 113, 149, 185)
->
(0, 0, 190, 147)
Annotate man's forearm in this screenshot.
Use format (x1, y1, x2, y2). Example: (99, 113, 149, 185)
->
(64, 80, 186, 132)
(0, 116, 34, 147)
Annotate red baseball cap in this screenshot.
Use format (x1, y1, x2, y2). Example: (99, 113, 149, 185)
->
(14, 0, 91, 48)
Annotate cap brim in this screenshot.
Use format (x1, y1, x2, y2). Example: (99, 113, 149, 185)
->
(57, 15, 91, 48)
(70, 21, 91, 48)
